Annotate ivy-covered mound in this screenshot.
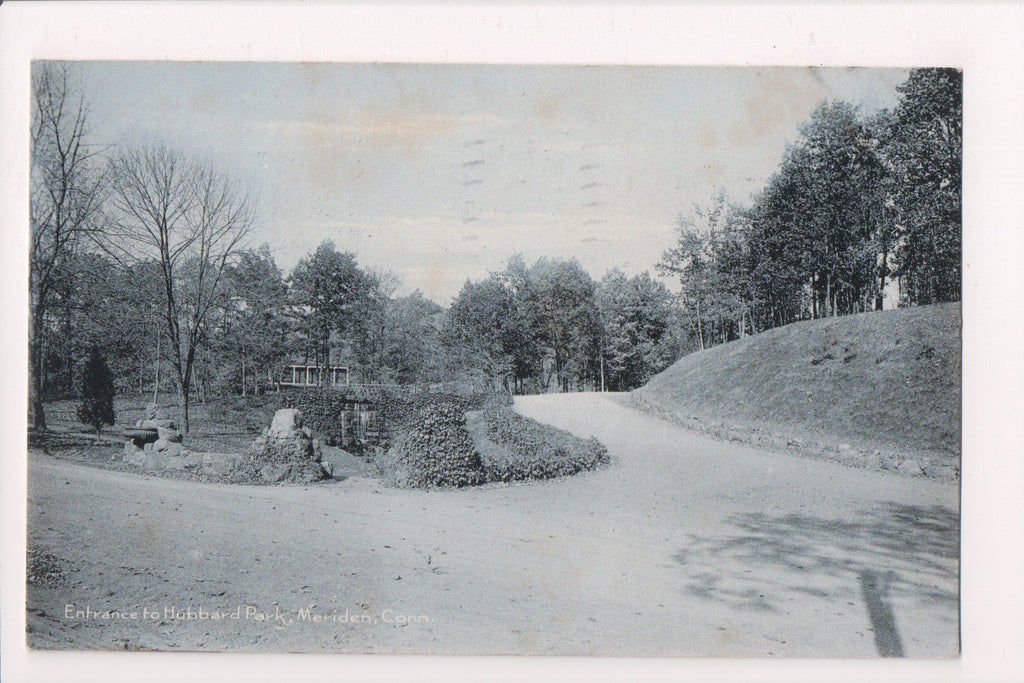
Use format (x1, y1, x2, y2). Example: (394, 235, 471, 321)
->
(236, 409, 332, 485)
(376, 401, 486, 489)
(480, 396, 610, 482)
(376, 390, 495, 434)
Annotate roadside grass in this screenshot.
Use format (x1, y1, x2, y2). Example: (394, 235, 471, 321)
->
(631, 303, 961, 479)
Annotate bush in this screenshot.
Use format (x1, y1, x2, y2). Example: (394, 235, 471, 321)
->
(377, 401, 486, 489)
(376, 390, 503, 431)
(481, 395, 609, 482)
(77, 346, 116, 439)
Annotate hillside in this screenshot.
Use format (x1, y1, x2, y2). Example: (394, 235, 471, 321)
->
(631, 303, 961, 479)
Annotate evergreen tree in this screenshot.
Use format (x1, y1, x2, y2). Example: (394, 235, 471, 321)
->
(77, 346, 116, 442)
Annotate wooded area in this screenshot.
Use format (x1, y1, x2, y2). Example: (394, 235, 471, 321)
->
(28, 65, 961, 432)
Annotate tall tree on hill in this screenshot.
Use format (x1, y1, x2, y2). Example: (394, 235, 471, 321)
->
(289, 240, 375, 379)
(659, 192, 751, 349)
(29, 62, 108, 430)
(77, 345, 116, 442)
(104, 146, 253, 432)
(886, 68, 962, 304)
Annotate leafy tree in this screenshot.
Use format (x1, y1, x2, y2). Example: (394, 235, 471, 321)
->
(289, 240, 375, 378)
(443, 277, 523, 391)
(77, 346, 116, 442)
(886, 68, 962, 304)
(524, 258, 602, 392)
(380, 291, 445, 384)
(597, 269, 684, 391)
(658, 192, 752, 348)
(218, 245, 290, 395)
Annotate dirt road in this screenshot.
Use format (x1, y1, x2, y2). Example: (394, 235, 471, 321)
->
(26, 393, 959, 656)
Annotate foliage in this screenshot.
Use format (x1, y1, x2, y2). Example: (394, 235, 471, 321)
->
(658, 71, 960, 356)
(377, 291, 446, 384)
(443, 277, 529, 392)
(376, 402, 486, 489)
(280, 389, 355, 446)
(597, 269, 685, 391)
(77, 346, 116, 438)
(481, 396, 609, 482)
(210, 245, 290, 396)
(886, 68, 962, 304)
(523, 258, 603, 392)
(289, 240, 376, 375)
(376, 389, 498, 433)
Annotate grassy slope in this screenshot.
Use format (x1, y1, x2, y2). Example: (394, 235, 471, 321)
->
(632, 303, 961, 478)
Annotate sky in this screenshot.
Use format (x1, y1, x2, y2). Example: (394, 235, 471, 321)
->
(74, 62, 908, 305)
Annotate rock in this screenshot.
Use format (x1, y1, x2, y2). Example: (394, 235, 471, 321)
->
(145, 404, 169, 421)
(143, 452, 165, 470)
(164, 456, 186, 471)
(202, 453, 239, 475)
(153, 438, 170, 452)
(144, 442, 154, 453)
(270, 409, 303, 435)
(182, 451, 203, 468)
(163, 442, 183, 458)
(123, 444, 146, 467)
(240, 409, 328, 485)
(157, 426, 182, 443)
(141, 419, 176, 430)
(260, 464, 293, 483)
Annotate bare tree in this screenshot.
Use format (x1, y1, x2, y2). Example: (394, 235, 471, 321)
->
(105, 146, 253, 432)
(29, 62, 108, 430)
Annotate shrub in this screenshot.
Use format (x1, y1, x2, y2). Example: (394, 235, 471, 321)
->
(481, 395, 609, 482)
(377, 401, 486, 489)
(77, 346, 116, 441)
(376, 390, 502, 431)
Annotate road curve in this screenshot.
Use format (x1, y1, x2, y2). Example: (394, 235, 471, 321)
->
(26, 392, 958, 656)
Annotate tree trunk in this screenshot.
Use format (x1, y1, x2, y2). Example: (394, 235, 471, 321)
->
(28, 303, 48, 430)
(825, 273, 832, 317)
(695, 299, 705, 351)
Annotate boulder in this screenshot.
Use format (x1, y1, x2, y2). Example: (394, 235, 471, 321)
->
(124, 442, 146, 467)
(143, 452, 165, 470)
(202, 452, 240, 476)
(153, 438, 169, 452)
(239, 409, 329, 485)
(259, 463, 293, 483)
(162, 442, 183, 458)
(141, 418, 177, 430)
(145, 404, 170, 421)
(164, 456, 186, 471)
(270, 409, 302, 435)
(182, 451, 202, 468)
(156, 426, 182, 443)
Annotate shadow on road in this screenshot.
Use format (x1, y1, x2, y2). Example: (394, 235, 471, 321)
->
(675, 503, 959, 655)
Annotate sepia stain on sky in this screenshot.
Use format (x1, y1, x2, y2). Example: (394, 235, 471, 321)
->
(75, 62, 907, 304)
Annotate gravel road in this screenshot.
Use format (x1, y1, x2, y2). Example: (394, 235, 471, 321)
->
(26, 392, 959, 656)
